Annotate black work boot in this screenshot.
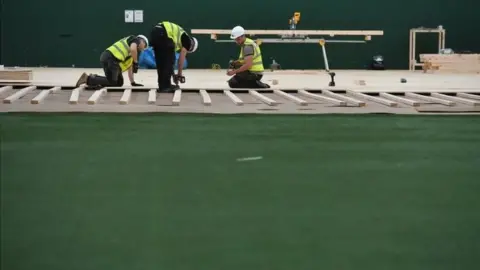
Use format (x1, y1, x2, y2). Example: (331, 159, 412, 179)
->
(157, 84, 180, 93)
(256, 80, 270, 88)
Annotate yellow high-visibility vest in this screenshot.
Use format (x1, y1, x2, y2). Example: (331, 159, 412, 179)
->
(238, 38, 264, 72)
(106, 36, 131, 62)
(159, 21, 185, 52)
(119, 57, 133, 72)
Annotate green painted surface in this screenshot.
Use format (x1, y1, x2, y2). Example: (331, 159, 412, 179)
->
(1, 113, 480, 270)
(1, 1, 479, 69)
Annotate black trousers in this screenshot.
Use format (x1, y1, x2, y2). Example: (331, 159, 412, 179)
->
(228, 71, 269, 88)
(87, 51, 124, 87)
(150, 25, 175, 89)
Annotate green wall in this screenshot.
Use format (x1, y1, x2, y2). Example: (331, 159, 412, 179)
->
(1, 0, 479, 69)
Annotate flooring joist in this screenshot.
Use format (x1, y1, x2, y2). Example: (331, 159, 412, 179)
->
(297, 89, 346, 106)
(3, 86, 36, 104)
(199, 89, 212, 106)
(224, 90, 243, 106)
(273, 89, 307, 106)
(31, 86, 61, 104)
(379, 93, 420, 107)
(69, 86, 85, 104)
(405, 92, 455, 106)
(322, 89, 366, 107)
(431, 93, 480, 106)
(172, 89, 182, 106)
(0, 85, 13, 94)
(148, 89, 157, 104)
(457, 93, 480, 100)
(119, 89, 132, 105)
(347, 91, 397, 107)
(87, 88, 107, 105)
(249, 90, 278, 106)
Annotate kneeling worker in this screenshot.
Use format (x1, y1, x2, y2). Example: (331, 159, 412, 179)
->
(75, 35, 149, 87)
(226, 26, 270, 88)
(150, 21, 198, 92)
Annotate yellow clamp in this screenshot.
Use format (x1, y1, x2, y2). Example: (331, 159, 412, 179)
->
(211, 64, 221, 70)
(293, 12, 301, 23)
(255, 39, 262, 46)
(319, 39, 326, 46)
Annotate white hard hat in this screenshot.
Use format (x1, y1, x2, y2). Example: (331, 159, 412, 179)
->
(137, 35, 149, 47)
(189, 37, 198, 53)
(230, 26, 245, 39)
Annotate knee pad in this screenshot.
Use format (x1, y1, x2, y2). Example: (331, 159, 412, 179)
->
(116, 77, 124, 87)
(228, 77, 240, 88)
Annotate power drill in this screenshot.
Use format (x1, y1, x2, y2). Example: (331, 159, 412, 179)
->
(229, 60, 242, 70)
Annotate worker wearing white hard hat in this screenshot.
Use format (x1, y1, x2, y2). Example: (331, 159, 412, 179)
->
(230, 26, 246, 39)
(226, 26, 270, 89)
(75, 34, 148, 88)
(150, 21, 199, 92)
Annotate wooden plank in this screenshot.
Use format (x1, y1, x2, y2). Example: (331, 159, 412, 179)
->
(119, 89, 132, 105)
(411, 29, 445, 33)
(249, 90, 278, 106)
(405, 92, 455, 106)
(0, 69, 33, 81)
(191, 29, 384, 36)
(431, 93, 480, 106)
(415, 107, 480, 113)
(148, 89, 156, 104)
(199, 89, 212, 106)
(322, 89, 365, 107)
(31, 86, 61, 104)
(0, 79, 33, 84)
(3, 86, 36, 104)
(87, 88, 107, 105)
(347, 91, 397, 107)
(69, 86, 85, 104)
(457, 92, 480, 101)
(420, 53, 480, 60)
(172, 89, 182, 106)
(106, 86, 150, 90)
(379, 93, 420, 107)
(297, 89, 346, 106)
(273, 89, 307, 106)
(419, 53, 480, 73)
(223, 90, 243, 105)
(0, 85, 12, 94)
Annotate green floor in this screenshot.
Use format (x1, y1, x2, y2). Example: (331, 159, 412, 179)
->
(1, 113, 480, 270)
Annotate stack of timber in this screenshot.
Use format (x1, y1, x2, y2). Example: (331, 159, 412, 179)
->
(0, 67, 33, 84)
(420, 54, 480, 73)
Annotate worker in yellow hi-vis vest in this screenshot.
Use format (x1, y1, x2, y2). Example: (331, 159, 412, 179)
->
(226, 26, 270, 89)
(150, 21, 198, 92)
(75, 35, 149, 88)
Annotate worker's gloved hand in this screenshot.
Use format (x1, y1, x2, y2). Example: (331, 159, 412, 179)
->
(173, 74, 185, 84)
(131, 82, 143, 86)
(230, 60, 243, 69)
(229, 60, 242, 69)
(133, 62, 139, 73)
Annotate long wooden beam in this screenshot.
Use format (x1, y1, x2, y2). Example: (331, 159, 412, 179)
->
(191, 29, 384, 36)
(215, 39, 366, 44)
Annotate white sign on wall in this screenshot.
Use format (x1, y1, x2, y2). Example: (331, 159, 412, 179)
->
(124, 10, 134, 23)
(134, 10, 144, 23)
